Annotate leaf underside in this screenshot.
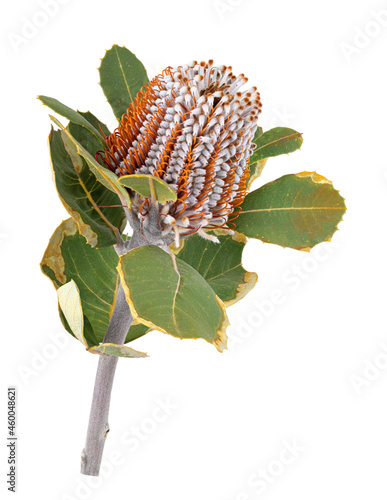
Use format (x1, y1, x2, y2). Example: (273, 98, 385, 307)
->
(88, 343, 148, 358)
(57, 280, 87, 345)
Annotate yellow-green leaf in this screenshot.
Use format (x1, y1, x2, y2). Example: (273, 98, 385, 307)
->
(57, 280, 87, 346)
(87, 343, 148, 358)
(118, 174, 177, 203)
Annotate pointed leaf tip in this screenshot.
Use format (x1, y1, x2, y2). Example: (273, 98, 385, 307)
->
(38, 95, 106, 147)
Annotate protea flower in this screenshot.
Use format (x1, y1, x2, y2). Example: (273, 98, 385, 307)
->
(98, 60, 262, 242)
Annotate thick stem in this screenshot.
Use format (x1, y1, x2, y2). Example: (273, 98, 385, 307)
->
(80, 226, 153, 476)
(80, 286, 131, 475)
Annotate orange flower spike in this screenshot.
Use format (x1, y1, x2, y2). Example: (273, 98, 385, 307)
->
(98, 60, 261, 240)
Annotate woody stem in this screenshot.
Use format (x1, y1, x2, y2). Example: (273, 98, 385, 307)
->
(80, 225, 156, 476)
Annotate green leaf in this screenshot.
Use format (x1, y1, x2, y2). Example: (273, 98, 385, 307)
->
(118, 174, 177, 203)
(49, 128, 126, 248)
(125, 322, 152, 343)
(40, 218, 150, 344)
(174, 230, 257, 306)
(38, 95, 106, 148)
(250, 127, 303, 163)
(254, 126, 263, 139)
(57, 280, 87, 346)
(118, 246, 229, 352)
(67, 111, 110, 155)
(87, 343, 148, 358)
(99, 45, 149, 120)
(234, 172, 346, 251)
(51, 115, 131, 209)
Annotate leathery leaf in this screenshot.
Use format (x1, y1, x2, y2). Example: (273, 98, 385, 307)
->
(173, 230, 257, 306)
(118, 245, 229, 352)
(234, 172, 346, 251)
(40, 218, 150, 344)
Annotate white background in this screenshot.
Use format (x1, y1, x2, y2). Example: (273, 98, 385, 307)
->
(2, 0, 387, 499)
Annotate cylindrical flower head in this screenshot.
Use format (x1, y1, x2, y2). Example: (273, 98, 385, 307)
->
(99, 60, 262, 239)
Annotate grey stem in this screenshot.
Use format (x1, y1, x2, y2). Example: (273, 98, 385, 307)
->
(80, 285, 132, 476)
(81, 208, 167, 476)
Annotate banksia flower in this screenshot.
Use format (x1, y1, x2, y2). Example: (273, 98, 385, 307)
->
(98, 60, 262, 241)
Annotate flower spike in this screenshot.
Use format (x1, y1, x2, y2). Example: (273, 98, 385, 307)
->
(98, 60, 262, 240)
